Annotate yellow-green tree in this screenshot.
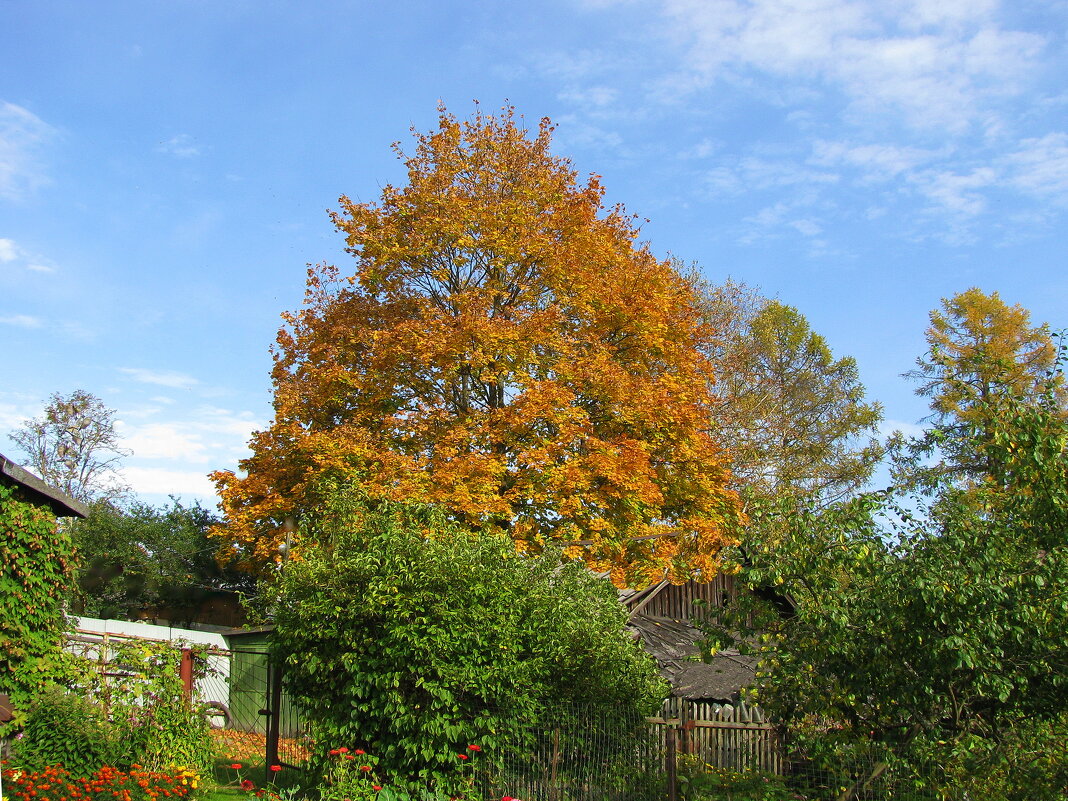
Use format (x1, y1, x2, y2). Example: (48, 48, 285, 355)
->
(694, 283, 882, 507)
(212, 107, 741, 587)
(911, 287, 1063, 474)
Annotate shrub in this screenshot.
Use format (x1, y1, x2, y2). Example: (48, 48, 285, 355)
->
(10, 639, 217, 777)
(271, 493, 666, 795)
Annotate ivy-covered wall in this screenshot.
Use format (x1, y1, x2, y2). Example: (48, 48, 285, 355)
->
(0, 481, 74, 725)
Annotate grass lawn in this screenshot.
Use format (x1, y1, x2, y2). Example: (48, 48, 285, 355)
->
(200, 788, 248, 801)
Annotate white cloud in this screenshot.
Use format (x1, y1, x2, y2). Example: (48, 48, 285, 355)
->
(0, 314, 43, 328)
(659, 0, 1045, 134)
(118, 405, 262, 463)
(558, 85, 620, 108)
(810, 140, 944, 182)
(0, 102, 54, 200)
(532, 49, 619, 82)
(120, 466, 218, 498)
(120, 367, 200, 389)
(910, 166, 997, 217)
(121, 422, 211, 463)
(879, 419, 926, 441)
(156, 133, 200, 158)
(0, 238, 18, 261)
(705, 155, 839, 196)
(1001, 133, 1068, 203)
(790, 218, 822, 237)
(0, 238, 57, 273)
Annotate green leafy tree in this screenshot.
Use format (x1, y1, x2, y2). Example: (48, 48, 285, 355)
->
(698, 291, 882, 507)
(705, 355, 1068, 800)
(271, 490, 666, 794)
(9, 390, 130, 504)
(71, 499, 254, 625)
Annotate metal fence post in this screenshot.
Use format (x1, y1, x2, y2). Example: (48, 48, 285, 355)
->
(179, 648, 194, 707)
(265, 657, 282, 783)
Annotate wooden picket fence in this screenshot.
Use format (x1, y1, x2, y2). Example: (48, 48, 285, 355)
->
(657, 697, 785, 775)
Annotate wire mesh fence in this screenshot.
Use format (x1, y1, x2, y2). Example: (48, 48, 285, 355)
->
(50, 634, 977, 799)
(478, 707, 665, 801)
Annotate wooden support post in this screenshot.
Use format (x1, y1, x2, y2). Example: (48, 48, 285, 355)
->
(179, 648, 194, 707)
(666, 725, 678, 801)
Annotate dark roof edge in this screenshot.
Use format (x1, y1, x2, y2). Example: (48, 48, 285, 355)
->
(0, 452, 89, 518)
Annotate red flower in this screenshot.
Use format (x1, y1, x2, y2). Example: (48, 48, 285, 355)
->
(231, 764, 243, 770)
(337, 747, 349, 754)
(457, 754, 468, 760)
(344, 754, 355, 761)
(372, 787, 381, 792)
(354, 749, 365, 755)
(269, 765, 282, 773)
(502, 796, 514, 800)
(467, 745, 481, 752)
(360, 766, 372, 773)
(241, 780, 255, 791)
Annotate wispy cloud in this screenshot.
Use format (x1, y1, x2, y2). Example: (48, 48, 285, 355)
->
(658, 0, 1045, 134)
(0, 102, 55, 201)
(156, 133, 200, 158)
(879, 419, 927, 441)
(117, 405, 262, 463)
(0, 238, 18, 262)
(120, 367, 199, 389)
(0, 314, 43, 328)
(1001, 133, 1068, 204)
(0, 238, 57, 273)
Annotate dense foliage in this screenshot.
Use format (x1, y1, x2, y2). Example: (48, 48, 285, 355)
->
(270, 493, 666, 794)
(11, 639, 217, 776)
(705, 345, 1068, 799)
(70, 498, 253, 624)
(213, 105, 742, 586)
(0, 482, 75, 731)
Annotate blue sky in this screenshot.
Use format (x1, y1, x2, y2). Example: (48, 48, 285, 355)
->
(2, 0, 1066, 508)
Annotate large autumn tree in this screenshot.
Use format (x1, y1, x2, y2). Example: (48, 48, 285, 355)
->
(213, 107, 741, 586)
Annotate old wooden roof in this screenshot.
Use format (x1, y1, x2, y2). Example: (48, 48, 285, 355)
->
(0, 451, 89, 518)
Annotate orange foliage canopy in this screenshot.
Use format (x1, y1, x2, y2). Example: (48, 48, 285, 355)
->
(212, 106, 741, 587)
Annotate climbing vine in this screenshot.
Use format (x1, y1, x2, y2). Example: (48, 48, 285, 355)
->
(0, 482, 77, 732)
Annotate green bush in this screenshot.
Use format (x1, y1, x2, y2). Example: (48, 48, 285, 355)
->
(675, 756, 802, 801)
(10, 639, 217, 777)
(271, 493, 666, 796)
(13, 687, 120, 776)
